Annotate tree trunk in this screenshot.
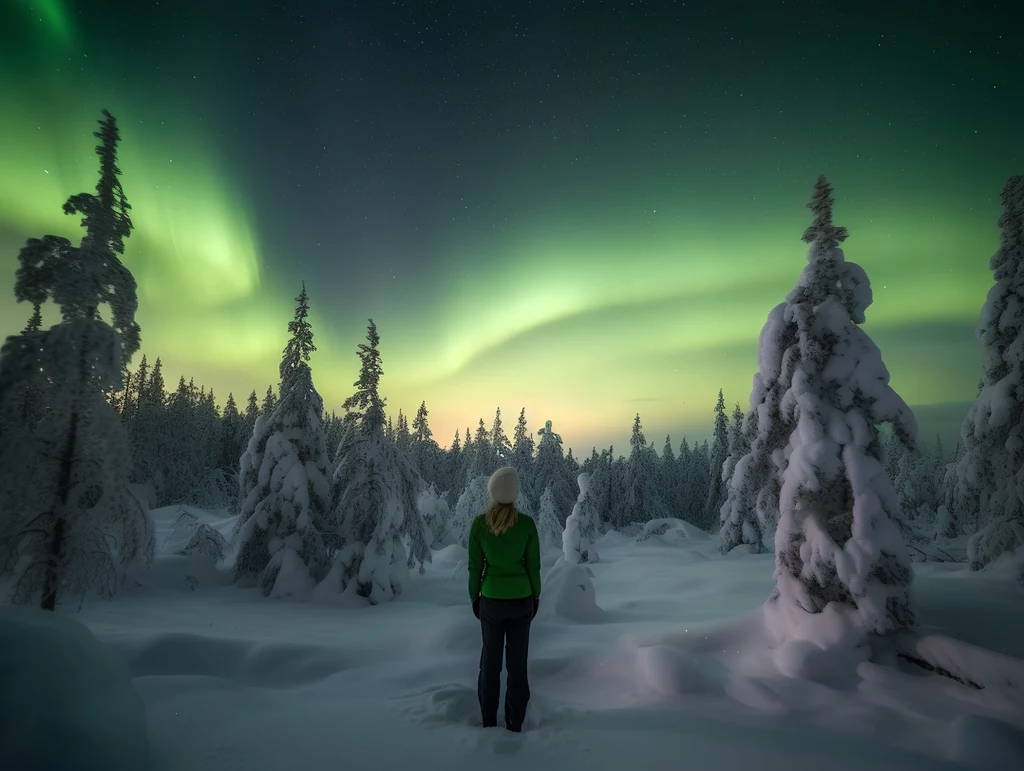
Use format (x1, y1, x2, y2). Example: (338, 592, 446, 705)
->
(40, 399, 80, 611)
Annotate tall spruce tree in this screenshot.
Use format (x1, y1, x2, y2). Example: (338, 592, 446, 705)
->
(624, 414, 664, 523)
(718, 405, 761, 553)
(703, 390, 730, 530)
(235, 360, 333, 598)
(491, 407, 512, 465)
(768, 176, 916, 635)
(145, 357, 165, 406)
(0, 111, 153, 609)
(660, 436, 682, 515)
(534, 420, 574, 525)
(945, 176, 1024, 578)
(327, 320, 431, 603)
(261, 385, 277, 415)
(279, 282, 315, 396)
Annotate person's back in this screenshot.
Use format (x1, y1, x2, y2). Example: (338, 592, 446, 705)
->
(468, 467, 540, 733)
(469, 512, 541, 601)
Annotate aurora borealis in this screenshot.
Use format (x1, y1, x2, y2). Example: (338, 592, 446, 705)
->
(1, 1, 1020, 453)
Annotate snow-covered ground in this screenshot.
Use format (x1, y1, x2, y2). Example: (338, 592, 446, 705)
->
(45, 508, 1024, 769)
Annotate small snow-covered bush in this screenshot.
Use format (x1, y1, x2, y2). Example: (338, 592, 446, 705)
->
(967, 516, 1024, 582)
(539, 559, 604, 623)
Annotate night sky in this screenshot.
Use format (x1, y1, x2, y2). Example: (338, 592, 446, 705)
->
(1, 1, 1020, 452)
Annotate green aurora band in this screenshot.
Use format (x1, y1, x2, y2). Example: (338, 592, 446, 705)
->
(0, 5, 1006, 452)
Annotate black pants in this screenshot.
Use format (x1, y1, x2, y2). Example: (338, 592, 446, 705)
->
(478, 596, 533, 731)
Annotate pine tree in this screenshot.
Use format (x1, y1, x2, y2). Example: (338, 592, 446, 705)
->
(676, 437, 693, 520)
(243, 389, 259, 429)
(396, 409, 410, 450)
(235, 363, 333, 597)
(768, 176, 916, 635)
(327, 320, 431, 603)
(133, 354, 149, 413)
(279, 282, 316, 396)
(718, 406, 761, 553)
(623, 414, 665, 523)
(145, 357, 165, 406)
(22, 304, 43, 333)
(510, 407, 536, 505)
(468, 418, 494, 478)
(535, 486, 562, 551)
(261, 385, 276, 415)
(534, 420, 574, 525)
(718, 300, 799, 554)
(412, 401, 432, 443)
(704, 389, 729, 530)
(0, 110, 152, 609)
(219, 392, 244, 470)
(945, 176, 1024, 579)
(491, 407, 512, 465)
(659, 436, 682, 515)
(408, 401, 439, 484)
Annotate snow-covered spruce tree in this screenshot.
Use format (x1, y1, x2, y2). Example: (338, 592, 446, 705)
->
(534, 420, 575, 524)
(563, 472, 600, 563)
(510, 407, 536, 505)
(261, 385, 276, 416)
(536, 486, 563, 551)
(395, 409, 411, 450)
(623, 414, 665, 523)
(407, 401, 441, 485)
(704, 390, 729, 530)
(894, 448, 940, 543)
(279, 282, 315, 397)
(684, 441, 712, 528)
(767, 175, 917, 636)
(326, 320, 431, 603)
(659, 436, 682, 515)
(450, 475, 490, 547)
(719, 295, 801, 554)
(417, 483, 451, 544)
(0, 111, 153, 609)
(491, 407, 512, 466)
(218, 392, 245, 470)
(467, 418, 495, 478)
(945, 176, 1024, 578)
(233, 289, 333, 597)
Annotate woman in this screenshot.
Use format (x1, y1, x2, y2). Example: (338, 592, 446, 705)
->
(468, 466, 541, 732)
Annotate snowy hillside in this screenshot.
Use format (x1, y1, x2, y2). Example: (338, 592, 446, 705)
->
(47, 506, 1024, 771)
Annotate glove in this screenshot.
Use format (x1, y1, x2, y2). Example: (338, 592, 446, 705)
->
(532, 597, 539, 619)
(473, 597, 480, 619)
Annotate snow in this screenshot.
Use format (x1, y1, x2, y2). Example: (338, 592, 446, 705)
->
(0, 605, 152, 771)
(37, 504, 1023, 771)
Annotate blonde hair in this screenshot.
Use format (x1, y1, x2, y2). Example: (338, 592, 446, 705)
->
(485, 502, 519, 536)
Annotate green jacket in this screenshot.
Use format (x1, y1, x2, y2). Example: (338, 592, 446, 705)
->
(468, 512, 542, 601)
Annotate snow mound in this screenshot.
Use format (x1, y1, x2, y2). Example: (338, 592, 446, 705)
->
(401, 683, 480, 726)
(0, 607, 151, 771)
(122, 632, 348, 687)
(539, 559, 605, 623)
(430, 543, 469, 569)
(908, 634, 1024, 696)
(634, 644, 718, 696)
(636, 518, 711, 545)
(596, 528, 631, 549)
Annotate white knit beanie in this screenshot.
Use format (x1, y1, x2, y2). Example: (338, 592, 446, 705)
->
(488, 466, 519, 505)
